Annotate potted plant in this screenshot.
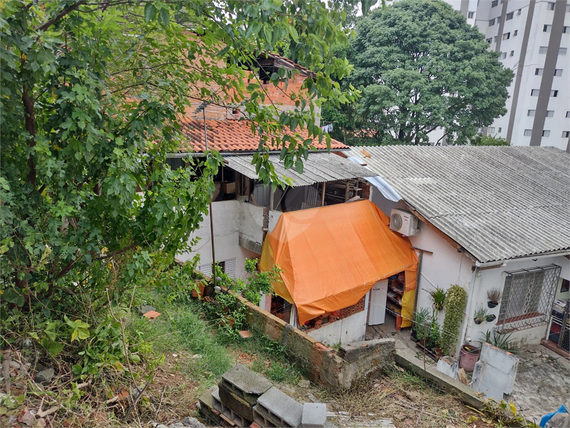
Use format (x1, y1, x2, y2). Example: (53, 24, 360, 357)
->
(474, 307, 488, 324)
(487, 288, 502, 308)
(430, 286, 447, 311)
(486, 314, 496, 322)
(412, 307, 431, 344)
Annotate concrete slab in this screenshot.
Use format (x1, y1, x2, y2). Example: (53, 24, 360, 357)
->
(509, 344, 570, 424)
(221, 363, 272, 404)
(301, 402, 327, 428)
(470, 343, 519, 401)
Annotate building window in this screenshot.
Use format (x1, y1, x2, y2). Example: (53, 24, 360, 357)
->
(564, 26, 570, 34)
(554, 69, 563, 76)
(514, 30, 518, 36)
(560, 47, 568, 55)
(497, 265, 561, 332)
(510, 50, 515, 56)
(547, 2, 555, 10)
(517, 9, 522, 15)
(486, 38, 492, 44)
(468, 11, 475, 18)
(527, 110, 536, 117)
(562, 131, 570, 138)
(551, 90, 558, 97)
(535, 68, 543, 75)
(489, 127, 495, 133)
(546, 110, 554, 117)
(539, 46, 548, 54)
(498, 127, 502, 133)
(531, 89, 539, 96)
(543, 24, 552, 32)
(503, 32, 510, 40)
(492, 0, 499, 7)
(489, 18, 496, 26)
(542, 130, 551, 137)
(506, 12, 514, 20)
(500, 52, 507, 59)
(524, 129, 532, 136)
(566, 111, 570, 118)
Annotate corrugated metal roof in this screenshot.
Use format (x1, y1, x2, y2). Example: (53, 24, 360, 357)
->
(225, 152, 375, 187)
(348, 146, 570, 263)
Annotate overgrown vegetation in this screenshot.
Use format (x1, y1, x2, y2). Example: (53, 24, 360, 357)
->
(480, 330, 519, 353)
(440, 284, 468, 355)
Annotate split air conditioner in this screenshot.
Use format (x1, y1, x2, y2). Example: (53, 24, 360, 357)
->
(390, 209, 419, 236)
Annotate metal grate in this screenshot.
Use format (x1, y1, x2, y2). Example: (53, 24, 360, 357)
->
(496, 264, 561, 332)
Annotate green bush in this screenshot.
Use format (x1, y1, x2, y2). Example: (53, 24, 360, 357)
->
(441, 285, 468, 355)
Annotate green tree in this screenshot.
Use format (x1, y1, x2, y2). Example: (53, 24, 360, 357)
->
(328, 0, 514, 145)
(470, 134, 510, 146)
(0, 0, 353, 324)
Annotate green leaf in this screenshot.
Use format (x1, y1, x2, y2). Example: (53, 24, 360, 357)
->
(294, 158, 304, 174)
(144, 3, 158, 22)
(158, 7, 170, 27)
(3, 288, 24, 307)
(41, 338, 63, 357)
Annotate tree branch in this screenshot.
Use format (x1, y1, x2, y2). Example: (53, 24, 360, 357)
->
(36, 0, 86, 32)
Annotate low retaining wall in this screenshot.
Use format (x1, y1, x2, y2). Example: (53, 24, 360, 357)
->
(234, 291, 394, 389)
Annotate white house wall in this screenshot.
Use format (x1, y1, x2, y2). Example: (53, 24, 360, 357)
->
(177, 200, 260, 279)
(307, 310, 368, 346)
(466, 255, 570, 347)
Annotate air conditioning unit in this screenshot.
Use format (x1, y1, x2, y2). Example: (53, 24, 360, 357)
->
(390, 209, 419, 236)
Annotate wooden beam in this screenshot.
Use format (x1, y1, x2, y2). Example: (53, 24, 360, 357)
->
(321, 182, 326, 206)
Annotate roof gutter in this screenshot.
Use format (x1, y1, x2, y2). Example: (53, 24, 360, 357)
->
(474, 248, 570, 270)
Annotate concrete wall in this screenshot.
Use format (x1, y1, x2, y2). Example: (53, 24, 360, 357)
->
(235, 291, 395, 389)
(307, 310, 367, 346)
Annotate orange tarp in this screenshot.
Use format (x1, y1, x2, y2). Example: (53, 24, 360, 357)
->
(260, 200, 418, 326)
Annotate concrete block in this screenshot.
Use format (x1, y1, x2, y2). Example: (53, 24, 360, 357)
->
(198, 386, 223, 426)
(436, 356, 458, 380)
(219, 381, 255, 422)
(301, 403, 327, 428)
(470, 343, 519, 401)
(257, 386, 303, 427)
(221, 364, 273, 405)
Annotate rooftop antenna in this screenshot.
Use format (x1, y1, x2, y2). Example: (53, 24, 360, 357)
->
(195, 102, 216, 290)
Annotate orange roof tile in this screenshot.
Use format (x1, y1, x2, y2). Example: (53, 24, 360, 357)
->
(178, 119, 347, 153)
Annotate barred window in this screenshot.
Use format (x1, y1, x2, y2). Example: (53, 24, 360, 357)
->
(497, 265, 561, 332)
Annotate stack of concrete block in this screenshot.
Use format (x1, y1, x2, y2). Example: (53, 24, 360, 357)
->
(198, 364, 332, 428)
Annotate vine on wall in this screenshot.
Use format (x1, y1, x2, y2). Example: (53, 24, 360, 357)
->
(440, 284, 468, 356)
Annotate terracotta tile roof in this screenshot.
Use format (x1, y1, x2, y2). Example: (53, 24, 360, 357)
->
(178, 119, 347, 153)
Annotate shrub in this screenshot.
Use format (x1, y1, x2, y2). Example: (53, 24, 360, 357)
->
(440, 285, 468, 355)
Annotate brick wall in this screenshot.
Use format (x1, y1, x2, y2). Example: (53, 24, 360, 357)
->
(231, 289, 395, 389)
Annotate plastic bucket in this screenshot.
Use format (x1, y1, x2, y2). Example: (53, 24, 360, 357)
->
(459, 344, 480, 372)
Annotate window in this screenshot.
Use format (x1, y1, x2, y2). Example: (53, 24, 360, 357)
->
(498, 127, 502, 133)
(528, 110, 536, 117)
(510, 50, 515, 56)
(500, 52, 507, 59)
(564, 26, 570, 34)
(535, 68, 544, 75)
(489, 127, 495, 133)
(531, 89, 539, 96)
(199, 258, 236, 278)
(554, 69, 563, 76)
(560, 47, 568, 55)
(547, 2, 555, 10)
(497, 265, 561, 332)
(546, 110, 554, 117)
(517, 9, 522, 15)
(486, 38, 493, 44)
(514, 30, 518, 36)
(506, 12, 514, 20)
(551, 90, 558, 97)
(491, 0, 499, 7)
(544, 25, 552, 32)
(468, 11, 475, 18)
(524, 129, 532, 136)
(503, 32, 511, 40)
(562, 131, 570, 138)
(567, 111, 570, 118)
(539, 46, 548, 54)
(562, 279, 570, 293)
(489, 18, 496, 26)
(543, 130, 551, 137)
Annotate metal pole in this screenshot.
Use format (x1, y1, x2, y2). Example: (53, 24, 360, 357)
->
(202, 105, 216, 289)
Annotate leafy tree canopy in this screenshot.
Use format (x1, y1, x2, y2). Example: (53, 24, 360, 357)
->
(323, 0, 514, 145)
(0, 0, 354, 322)
(470, 134, 510, 146)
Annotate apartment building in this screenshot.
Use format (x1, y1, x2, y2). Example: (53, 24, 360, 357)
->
(451, 0, 570, 151)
